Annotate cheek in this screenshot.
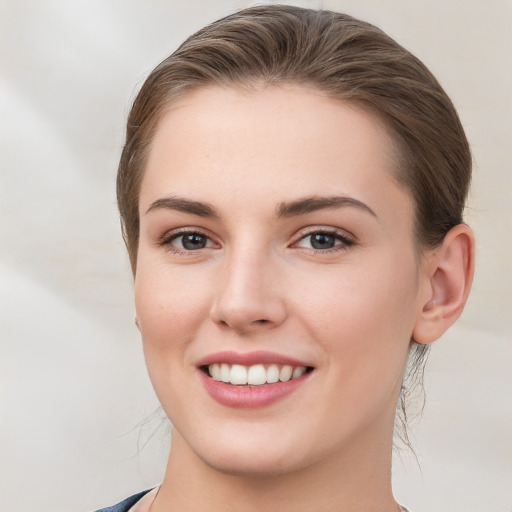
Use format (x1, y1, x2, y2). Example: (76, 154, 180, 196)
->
(134, 263, 210, 376)
(134, 263, 212, 419)
(301, 254, 417, 331)
(136, 261, 206, 332)
(298, 252, 419, 386)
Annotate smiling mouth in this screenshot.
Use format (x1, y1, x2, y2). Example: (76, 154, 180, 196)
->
(201, 363, 314, 386)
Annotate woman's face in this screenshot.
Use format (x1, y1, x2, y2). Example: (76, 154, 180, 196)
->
(135, 85, 430, 475)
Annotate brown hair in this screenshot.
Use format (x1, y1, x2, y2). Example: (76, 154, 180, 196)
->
(117, 4, 471, 447)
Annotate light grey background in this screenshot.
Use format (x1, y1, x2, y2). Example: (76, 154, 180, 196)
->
(1, 1, 511, 511)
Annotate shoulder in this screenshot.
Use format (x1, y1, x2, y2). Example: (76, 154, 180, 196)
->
(92, 489, 154, 512)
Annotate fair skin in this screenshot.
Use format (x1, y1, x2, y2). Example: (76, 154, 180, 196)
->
(134, 85, 474, 512)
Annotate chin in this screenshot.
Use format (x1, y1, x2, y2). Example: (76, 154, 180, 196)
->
(198, 447, 303, 478)
(182, 425, 312, 478)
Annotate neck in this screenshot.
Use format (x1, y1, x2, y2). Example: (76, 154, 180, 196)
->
(151, 425, 398, 512)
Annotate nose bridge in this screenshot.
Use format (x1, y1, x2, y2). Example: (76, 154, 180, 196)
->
(211, 240, 286, 332)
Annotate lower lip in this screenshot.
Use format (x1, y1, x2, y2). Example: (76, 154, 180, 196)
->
(198, 370, 312, 408)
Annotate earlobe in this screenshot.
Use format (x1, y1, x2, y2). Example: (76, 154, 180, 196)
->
(413, 224, 475, 345)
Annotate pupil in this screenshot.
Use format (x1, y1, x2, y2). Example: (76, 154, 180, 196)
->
(311, 233, 335, 249)
(182, 233, 206, 250)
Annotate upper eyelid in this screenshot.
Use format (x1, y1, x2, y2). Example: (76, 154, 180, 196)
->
(158, 227, 217, 245)
(293, 226, 355, 242)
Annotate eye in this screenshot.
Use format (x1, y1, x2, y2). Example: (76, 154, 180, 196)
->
(294, 230, 353, 251)
(160, 230, 218, 252)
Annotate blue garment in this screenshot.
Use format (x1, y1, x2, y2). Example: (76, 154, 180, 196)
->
(93, 489, 152, 512)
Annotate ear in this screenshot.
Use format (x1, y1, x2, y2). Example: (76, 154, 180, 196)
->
(413, 224, 475, 345)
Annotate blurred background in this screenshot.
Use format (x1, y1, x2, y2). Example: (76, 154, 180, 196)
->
(1, 1, 511, 511)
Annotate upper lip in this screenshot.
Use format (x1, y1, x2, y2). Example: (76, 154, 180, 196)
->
(196, 350, 313, 368)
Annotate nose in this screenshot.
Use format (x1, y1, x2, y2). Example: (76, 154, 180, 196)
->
(210, 248, 287, 335)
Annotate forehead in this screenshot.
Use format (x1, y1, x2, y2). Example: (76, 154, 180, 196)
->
(141, 85, 412, 223)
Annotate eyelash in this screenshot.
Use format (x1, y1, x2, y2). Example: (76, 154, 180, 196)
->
(158, 229, 217, 255)
(292, 228, 355, 253)
(158, 228, 355, 255)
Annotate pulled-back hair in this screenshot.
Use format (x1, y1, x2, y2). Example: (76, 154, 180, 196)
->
(117, 4, 471, 447)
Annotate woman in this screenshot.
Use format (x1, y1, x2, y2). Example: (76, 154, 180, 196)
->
(97, 5, 474, 511)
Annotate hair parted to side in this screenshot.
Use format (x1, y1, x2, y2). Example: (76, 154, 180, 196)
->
(117, 4, 471, 448)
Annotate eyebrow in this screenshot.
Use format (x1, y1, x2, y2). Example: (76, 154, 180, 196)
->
(145, 194, 377, 219)
(145, 197, 219, 218)
(276, 195, 377, 218)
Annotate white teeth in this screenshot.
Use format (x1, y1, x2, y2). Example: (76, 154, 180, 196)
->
(210, 363, 221, 381)
(266, 364, 280, 383)
(292, 367, 306, 379)
(208, 363, 309, 385)
(230, 364, 247, 385)
(279, 365, 293, 382)
(220, 363, 230, 382)
(247, 364, 267, 385)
